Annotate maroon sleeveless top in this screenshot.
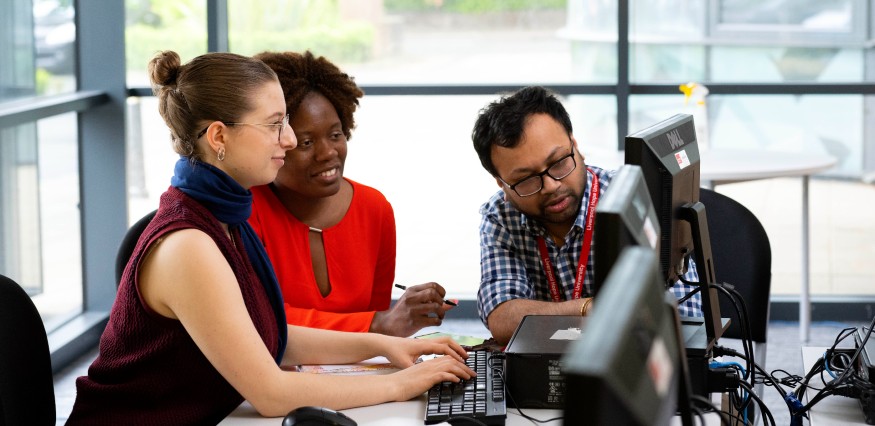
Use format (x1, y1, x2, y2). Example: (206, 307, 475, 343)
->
(67, 187, 280, 425)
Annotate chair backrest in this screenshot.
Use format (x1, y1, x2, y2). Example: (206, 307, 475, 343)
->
(115, 209, 157, 286)
(700, 188, 772, 344)
(0, 274, 56, 426)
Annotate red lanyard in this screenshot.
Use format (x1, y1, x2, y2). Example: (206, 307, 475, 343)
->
(537, 168, 599, 302)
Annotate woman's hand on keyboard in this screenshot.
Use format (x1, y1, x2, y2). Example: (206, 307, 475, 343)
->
(382, 335, 468, 368)
(388, 355, 477, 402)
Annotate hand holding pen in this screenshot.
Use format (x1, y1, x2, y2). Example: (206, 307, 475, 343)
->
(395, 284, 457, 306)
(370, 282, 458, 337)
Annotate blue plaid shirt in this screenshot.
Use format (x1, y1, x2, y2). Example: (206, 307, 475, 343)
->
(477, 165, 703, 324)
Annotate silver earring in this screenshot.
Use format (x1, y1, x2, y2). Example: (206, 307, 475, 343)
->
(217, 147, 225, 161)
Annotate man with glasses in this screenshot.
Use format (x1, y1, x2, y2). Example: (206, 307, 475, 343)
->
(471, 86, 702, 344)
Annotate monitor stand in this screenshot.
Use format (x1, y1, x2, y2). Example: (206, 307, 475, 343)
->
(679, 202, 726, 399)
(680, 202, 725, 350)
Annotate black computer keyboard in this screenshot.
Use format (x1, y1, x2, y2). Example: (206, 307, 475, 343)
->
(424, 350, 507, 425)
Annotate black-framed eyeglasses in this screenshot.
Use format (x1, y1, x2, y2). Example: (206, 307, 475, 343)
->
(196, 114, 290, 142)
(498, 147, 577, 197)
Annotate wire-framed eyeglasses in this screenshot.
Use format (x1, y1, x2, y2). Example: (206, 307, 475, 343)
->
(196, 114, 290, 142)
(498, 149, 577, 197)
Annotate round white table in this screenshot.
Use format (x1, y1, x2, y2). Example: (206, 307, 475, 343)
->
(702, 149, 836, 344)
(700, 149, 836, 186)
(585, 147, 838, 343)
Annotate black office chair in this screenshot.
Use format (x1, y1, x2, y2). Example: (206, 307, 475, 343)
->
(115, 209, 157, 286)
(700, 188, 772, 421)
(0, 274, 56, 426)
(701, 188, 772, 350)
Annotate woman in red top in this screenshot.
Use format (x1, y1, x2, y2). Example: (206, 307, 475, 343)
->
(250, 51, 455, 337)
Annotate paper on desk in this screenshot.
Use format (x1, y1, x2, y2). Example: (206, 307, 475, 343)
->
(297, 357, 399, 375)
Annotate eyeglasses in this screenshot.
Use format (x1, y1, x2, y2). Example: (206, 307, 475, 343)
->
(196, 114, 290, 142)
(498, 148, 577, 197)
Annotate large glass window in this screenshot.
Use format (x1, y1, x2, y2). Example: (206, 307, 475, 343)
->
(709, 46, 864, 83)
(712, 0, 865, 44)
(33, 113, 83, 331)
(225, 0, 577, 85)
(126, 97, 179, 223)
(1, 124, 42, 294)
(33, 0, 78, 95)
(1, 0, 73, 101)
(619, 0, 872, 83)
(50, 0, 862, 314)
(125, 1, 208, 86)
(3, 113, 83, 332)
(630, 94, 863, 177)
(1, 0, 81, 328)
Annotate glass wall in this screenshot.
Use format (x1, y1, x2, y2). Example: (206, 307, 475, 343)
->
(118, 0, 875, 300)
(31, 113, 83, 332)
(1, 0, 83, 332)
(4, 0, 875, 334)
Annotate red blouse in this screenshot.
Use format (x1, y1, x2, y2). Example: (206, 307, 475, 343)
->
(249, 179, 396, 332)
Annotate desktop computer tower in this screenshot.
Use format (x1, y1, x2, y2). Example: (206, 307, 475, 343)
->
(503, 315, 586, 409)
(681, 318, 710, 398)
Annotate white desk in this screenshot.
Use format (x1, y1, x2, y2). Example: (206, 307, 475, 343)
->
(587, 148, 837, 343)
(220, 397, 563, 425)
(801, 346, 867, 425)
(221, 396, 720, 425)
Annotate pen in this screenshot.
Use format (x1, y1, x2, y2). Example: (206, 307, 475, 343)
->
(394, 283, 458, 306)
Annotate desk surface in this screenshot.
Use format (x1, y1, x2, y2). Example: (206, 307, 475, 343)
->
(221, 381, 721, 425)
(220, 397, 564, 426)
(802, 346, 867, 425)
(220, 397, 721, 426)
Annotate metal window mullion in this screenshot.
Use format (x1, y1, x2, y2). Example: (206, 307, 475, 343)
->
(207, 0, 229, 52)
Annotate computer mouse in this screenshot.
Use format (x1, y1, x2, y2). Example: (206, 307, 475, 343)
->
(281, 406, 357, 426)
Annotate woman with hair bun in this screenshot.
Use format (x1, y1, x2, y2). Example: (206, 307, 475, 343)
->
(66, 51, 473, 425)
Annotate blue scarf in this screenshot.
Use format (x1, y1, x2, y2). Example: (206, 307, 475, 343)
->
(170, 158, 287, 363)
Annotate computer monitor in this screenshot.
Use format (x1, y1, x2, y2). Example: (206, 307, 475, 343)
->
(624, 114, 701, 285)
(592, 164, 660, 297)
(624, 113, 723, 349)
(562, 246, 694, 426)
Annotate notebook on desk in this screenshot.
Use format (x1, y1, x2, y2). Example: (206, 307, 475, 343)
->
(503, 315, 587, 409)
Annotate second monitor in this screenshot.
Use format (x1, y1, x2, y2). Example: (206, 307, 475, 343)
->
(592, 164, 660, 296)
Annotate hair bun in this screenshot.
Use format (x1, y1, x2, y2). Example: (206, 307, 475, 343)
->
(148, 50, 182, 88)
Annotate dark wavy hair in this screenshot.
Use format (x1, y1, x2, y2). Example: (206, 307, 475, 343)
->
(471, 86, 573, 176)
(254, 50, 363, 140)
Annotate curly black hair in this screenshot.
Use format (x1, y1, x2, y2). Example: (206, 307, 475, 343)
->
(254, 50, 363, 140)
